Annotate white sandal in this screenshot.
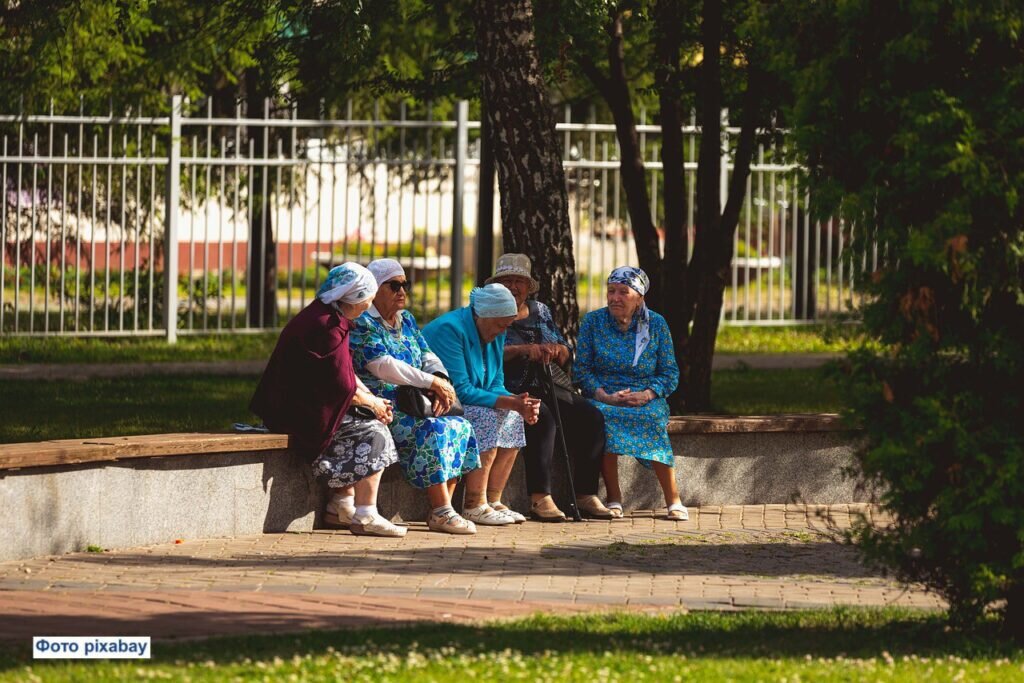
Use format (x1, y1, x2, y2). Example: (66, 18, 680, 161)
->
(462, 504, 516, 526)
(606, 502, 624, 519)
(490, 501, 526, 523)
(350, 514, 408, 538)
(428, 510, 477, 535)
(666, 503, 689, 521)
(324, 500, 354, 529)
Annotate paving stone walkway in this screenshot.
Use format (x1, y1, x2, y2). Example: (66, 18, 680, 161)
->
(0, 505, 942, 641)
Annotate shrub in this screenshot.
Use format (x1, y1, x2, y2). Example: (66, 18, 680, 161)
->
(765, 0, 1024, 633)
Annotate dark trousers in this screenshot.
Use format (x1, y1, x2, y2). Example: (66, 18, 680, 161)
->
(521, 391, 606, 496)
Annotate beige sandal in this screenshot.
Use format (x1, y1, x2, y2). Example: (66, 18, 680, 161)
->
(529, 497, 567, 523)
(576, 495, 615, 520)
(605, 502, 624, 519)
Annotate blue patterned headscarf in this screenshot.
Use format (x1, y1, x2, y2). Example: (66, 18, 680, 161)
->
(470, 283, 518, 318)
(607, 266, 651, 366)
(317, 262, 377, 305)
(607, 266, 650, 296)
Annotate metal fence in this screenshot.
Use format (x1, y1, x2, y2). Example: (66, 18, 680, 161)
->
(1, 96, 872, 339)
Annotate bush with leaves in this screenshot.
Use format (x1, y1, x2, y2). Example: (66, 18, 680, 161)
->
(760, 0, 1024, 632)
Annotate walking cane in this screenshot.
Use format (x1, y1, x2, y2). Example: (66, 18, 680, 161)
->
(541, 362, 583, 522)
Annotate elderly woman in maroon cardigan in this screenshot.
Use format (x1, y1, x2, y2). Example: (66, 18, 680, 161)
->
(250, 262, 406, 538)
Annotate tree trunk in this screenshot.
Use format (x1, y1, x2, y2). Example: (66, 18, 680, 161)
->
(1006, 575, 1024, 643)
(681, 0, 724, 411)
(245, 69, 277, 329)
(654, 0, 690, 412)
(684, 8, 763, 412)
(475, 99, 496, 286)
(579, 11, 662, 309)
(475, 0, 579, 340)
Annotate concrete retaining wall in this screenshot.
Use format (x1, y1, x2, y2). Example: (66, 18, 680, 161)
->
(0, 428, 868, 562)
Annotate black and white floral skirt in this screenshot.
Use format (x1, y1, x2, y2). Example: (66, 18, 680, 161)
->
(312, 414, 399, 488)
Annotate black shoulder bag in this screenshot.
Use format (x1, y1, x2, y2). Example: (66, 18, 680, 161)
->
(522, 302, 576, 403)
(396, 372, 465, 418)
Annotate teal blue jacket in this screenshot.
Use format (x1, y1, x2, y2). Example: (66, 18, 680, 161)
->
(422, 307, 512, 408)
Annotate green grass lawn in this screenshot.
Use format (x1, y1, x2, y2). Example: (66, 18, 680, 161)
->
(0, 334, 280, 365)
(0, 375, 258, 443)
(0, 324, 863, 365)
(0, 368, 843, 443)
(1, 609, 1020, 682)
(710, 367, 843, 414)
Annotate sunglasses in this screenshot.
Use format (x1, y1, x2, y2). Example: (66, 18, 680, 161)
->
(385, 280, 411, 293)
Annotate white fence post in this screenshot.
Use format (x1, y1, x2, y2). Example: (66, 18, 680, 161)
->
(719, 107, 730, 213)
(164, 95, 182, 343)
(451, 100, 469, 309)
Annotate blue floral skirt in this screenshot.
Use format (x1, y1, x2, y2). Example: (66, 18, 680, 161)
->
(462, 405, 526, 451)
(389, 410, 480, 489)
(312, 414, 399, 488)
(589, 397, 674, 467)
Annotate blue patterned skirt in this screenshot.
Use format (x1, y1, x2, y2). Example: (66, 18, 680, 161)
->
(462, 405, 526, 452)
(312, 414, 400, 487)
(388, 410, 480, 489)
(589, 397, 674, 467)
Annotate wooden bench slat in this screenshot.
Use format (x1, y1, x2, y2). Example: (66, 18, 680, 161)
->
(0, 433, 291, 471)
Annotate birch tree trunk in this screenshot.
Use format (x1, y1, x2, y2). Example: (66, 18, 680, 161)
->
(475, 0, 580, 341)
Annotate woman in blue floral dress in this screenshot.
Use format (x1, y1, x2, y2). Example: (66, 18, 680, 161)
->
(349, 259, 481, 535)
(575, 266, 687, 520)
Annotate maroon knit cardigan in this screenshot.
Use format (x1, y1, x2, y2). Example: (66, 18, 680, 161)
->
(249, 300, 357, 456)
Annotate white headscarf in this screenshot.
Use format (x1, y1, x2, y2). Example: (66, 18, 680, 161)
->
(316, 262, 377, 305)
(367, 258, 406, 286)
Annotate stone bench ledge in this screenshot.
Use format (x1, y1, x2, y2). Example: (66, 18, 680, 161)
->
(0, 413, 849, 472)
(667, 413, 848, 434)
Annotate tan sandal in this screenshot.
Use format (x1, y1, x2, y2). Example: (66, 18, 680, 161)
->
(576, 495, 615, 520)
(529, 497, 567, 523)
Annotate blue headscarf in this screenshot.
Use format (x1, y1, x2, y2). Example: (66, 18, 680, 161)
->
(607, 266, 651, 366)
(317, 262, 377, 305)
(607, 266, 650, 296)
(470, 283, 518, 318)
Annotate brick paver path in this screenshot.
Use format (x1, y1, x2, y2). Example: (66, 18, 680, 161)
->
(0, 505, 942, 640)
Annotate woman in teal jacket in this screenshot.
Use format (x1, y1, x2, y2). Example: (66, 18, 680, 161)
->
(423, 284, 541, 526)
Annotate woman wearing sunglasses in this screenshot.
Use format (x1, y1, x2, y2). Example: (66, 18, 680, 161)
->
(349, 259, 482, 534)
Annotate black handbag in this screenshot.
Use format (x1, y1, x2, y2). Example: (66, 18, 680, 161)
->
(525, 361, 575, 403)
(524, 307, 577, 402)
(396, 374, 464, 418)
(347, 404, 377, 420)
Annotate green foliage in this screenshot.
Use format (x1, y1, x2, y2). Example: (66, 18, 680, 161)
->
(0, 0, 271, 112)
(761, 0, 1024, 630)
